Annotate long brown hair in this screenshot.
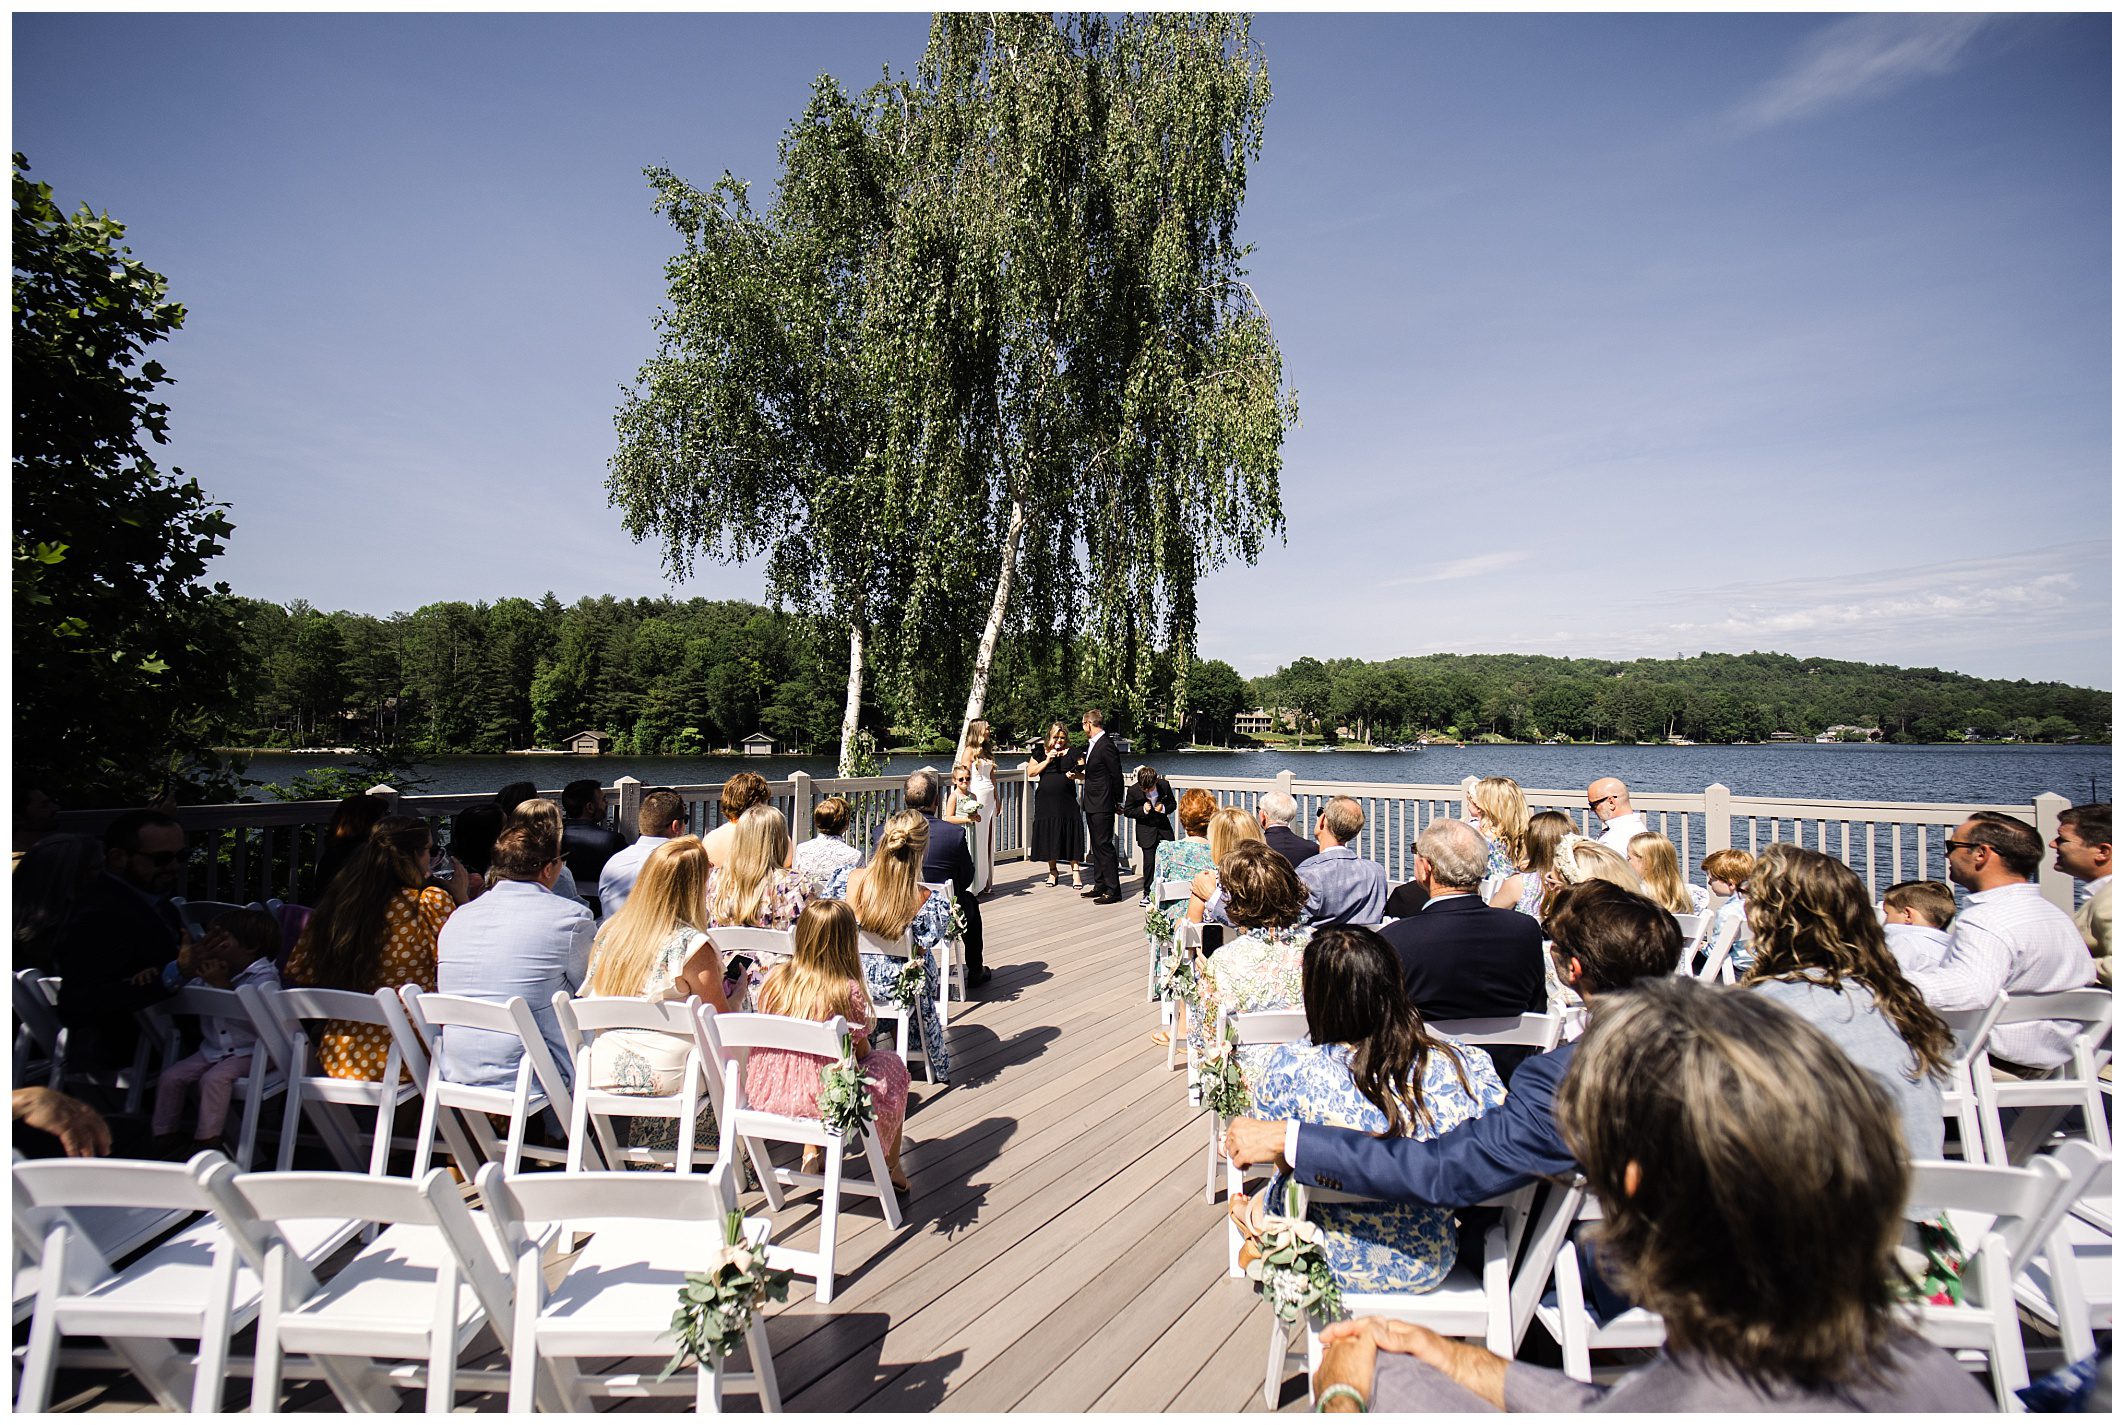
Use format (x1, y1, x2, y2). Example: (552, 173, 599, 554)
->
(290, 815, 433, 992)
(1302, 926, 1469, 1135)
(588, 836, 709, 997)
(759, 898, 863, 1025)
(1741, 844, 1953, 1080)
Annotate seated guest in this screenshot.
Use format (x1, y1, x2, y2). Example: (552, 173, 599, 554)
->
(598, 788, 687, 922)
(1626, 831, 1708, 916)
(13, 782, 61, 868)
(560, 778, 626, 917)
(1585, 776, 1648, 855)
(828, 810, 952, 1084)
(1257, 790, 1319, 871)
(1698, 846, 1755, 973)
(436, 822, 594, 1090)
(2052, 802, 2111, 988)
(1905, 812, 2094, 1075)
(1380, 820, 1545, 1076)
(447, 803, 504, 903)
(14, 832, 104, 974)
(150, 907, 282, 1156)
(1542, 835, 1643, 914)
(1192, 843, 1313, 1070)
(1742, 846, 1953, 1170)
(583, 836, 725, 1154)
(1310, 978, 1991, 1412)
(305, 792, 390, 903)
(704, 772, 779, 868)
(54, 810, 189, 1075)
(505, 795, 588, 907)
(1460, 776, 1528, 898)
(285, 815, 453, 1081)
(898, 767, 988, 988)
(1122, 765, 1178, 902)
(706, 805, 809, 930)
(1881, 879, 1957, 976)
(1486, 810, 1570, 918)
(1150, 787, 1219, 895)
(1189, 804, 1266, 924)
(1295, 795, 1389, 925)
(749, 898, 912, 1192)
(793, 795, 863, 897)
(1242, 927, 1505, 1292)
(1223, 883, 1681, 1207)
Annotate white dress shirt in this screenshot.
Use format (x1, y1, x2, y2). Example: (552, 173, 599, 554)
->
(596, 834, 671, 922)
(1905, 881, 2095, 1069)
(1882, 922, 1952, 977)
(1595, 812, 1649, 855)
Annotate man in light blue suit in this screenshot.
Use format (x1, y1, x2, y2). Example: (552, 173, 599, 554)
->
(1221, 882, 1679, 1206)
(437, 821, 594, 1090)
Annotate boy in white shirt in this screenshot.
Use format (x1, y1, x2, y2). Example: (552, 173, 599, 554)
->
(1880, 879, 1955, 976)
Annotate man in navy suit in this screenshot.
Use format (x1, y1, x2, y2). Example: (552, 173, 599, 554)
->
(1379, 818, 1545, 1076)
(1220, 882, 1680, 1209)
(900, 769, 990, 987)
(55, 810, 190, 1077)
(1076, 708, 1125, 904)
(1257, 791, 1319, 871)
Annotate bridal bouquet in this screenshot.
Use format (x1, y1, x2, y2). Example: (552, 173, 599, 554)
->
(1242, 1180, 1344, 1327)
(816, 1030, 875, 1138)
(660, 1209, 794, 1377)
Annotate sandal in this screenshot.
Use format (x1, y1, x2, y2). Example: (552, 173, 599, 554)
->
(1150, 1029, 1172, 1047)
(1046, 872, 1059, 887)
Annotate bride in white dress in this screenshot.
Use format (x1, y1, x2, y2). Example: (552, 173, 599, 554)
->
(964, 719, 998, 895)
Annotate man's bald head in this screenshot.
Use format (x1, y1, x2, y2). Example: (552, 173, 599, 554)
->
(1587, 777, 1633, 820)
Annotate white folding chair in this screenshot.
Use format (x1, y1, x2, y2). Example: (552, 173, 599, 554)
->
(168, 897, 249, 937)
(13, 1152, 375, 1413)
(1263, 1180, 1541, 1407)
(1972, 988, 2113, 1166)
(11, 1148, 191, 1328)
(401, 987, 593, 1177)
(140, 985, 290, 1170)
(1906, 1155, 2077, 1410)
(1429, 1012, 1565, 1058)
(1208, 1008, 1308, 1237)
(2017, 1142, 2112, 1363)
(227, 1165, 528, 1414)
(918, 880, 969, 1009)
(1148, 877, 1194, 1003)
(1175, 920, 1210, 1077)
(239, 983, 441, 1176)
(14, 969, 63, 1086)
(1527, 1189, 1669, 1382)
(555, 993, 713, 1173)
(1938, 994, 2010, 1162)
(855, 927, 934, 1082)
(707, 925, 799, 1011)
(480, 1165, 783, 1413)
(702, 1011, 906, 1304)
(1694, 911, 1745, 983)
(1670, 911, 1706, 966)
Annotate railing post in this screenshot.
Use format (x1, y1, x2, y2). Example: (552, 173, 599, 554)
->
(2033, 792, 2073, 913)
(367, 783, 400, 813)
(1703, 783, 1732, 856)
(614, 775, 644, 844)
(790, 770, 814, 840)
(1276, 769, 1294, 803)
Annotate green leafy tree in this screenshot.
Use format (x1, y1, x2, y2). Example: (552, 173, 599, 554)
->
(13, 154, 250, 802)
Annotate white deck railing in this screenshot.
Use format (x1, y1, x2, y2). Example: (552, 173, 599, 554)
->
(81, 769, 2076, 914)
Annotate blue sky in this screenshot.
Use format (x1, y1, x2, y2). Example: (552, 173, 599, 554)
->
(13, 11, 2111, 687)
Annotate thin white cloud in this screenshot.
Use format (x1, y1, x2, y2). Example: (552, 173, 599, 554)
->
(1730, 14, 1991, 132)
(1379, 550, 1530, 588)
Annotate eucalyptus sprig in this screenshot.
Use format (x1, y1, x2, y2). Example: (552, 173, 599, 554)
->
(1197, 1028, 1250, 1120)
(660, 1209, 793, 1379)
(1143, 903, 1176, 947)
(816, 1030, 875, 1139)
(1245, 1179, 1345, 1326)
(892, 954, 928, 1006)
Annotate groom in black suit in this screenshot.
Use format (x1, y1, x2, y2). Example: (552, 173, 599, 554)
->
(1078, 708, 1125, 904)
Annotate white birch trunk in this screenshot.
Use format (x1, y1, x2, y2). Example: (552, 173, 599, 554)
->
(956, 496, 1028, 763)
(838, 622, 866, 778)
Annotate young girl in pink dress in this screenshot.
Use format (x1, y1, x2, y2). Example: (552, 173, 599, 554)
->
(743, 898, 912, 1192)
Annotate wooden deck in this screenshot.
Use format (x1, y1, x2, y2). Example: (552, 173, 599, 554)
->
(49, 858, 1301, 1413)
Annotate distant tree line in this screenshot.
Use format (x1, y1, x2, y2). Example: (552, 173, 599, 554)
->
(1245, 651, 2110, 745)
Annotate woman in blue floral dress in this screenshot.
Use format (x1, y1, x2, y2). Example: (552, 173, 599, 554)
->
(825, 809, 951, 1084)
(1247, 926, 1507, 1293)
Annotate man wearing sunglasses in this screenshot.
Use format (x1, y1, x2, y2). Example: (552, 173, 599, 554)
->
(1586, 777, 1648, 855)
(55, 809, 192, 1079)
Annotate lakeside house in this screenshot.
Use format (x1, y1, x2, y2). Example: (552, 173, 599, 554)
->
(741, 731, 777, 757)
(564, 729, 612, 755)
(1817, 724, 1885, 743)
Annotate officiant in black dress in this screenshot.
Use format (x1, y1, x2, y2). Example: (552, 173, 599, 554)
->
(1026, 721, 1085, 887)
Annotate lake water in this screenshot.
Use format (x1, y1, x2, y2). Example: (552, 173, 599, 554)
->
(234, 741, 2111, 807)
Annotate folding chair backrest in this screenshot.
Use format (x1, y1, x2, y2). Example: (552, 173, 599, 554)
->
(856, 928, 913, 962)
(1430, 1012, 1564, 1052)
(1994, 987, 2112, 1035)
(1671, 912, 1705, 963)
(170, 898, 248, 936)
(1155, 878, 1194, 907)
(1695, 912, 1743, 981)
(400, 987, 581, 1173)
(707, 926, 798, 960)
(555, 992, 700, 1041)
(1908, 1156, 2075, 1281)
(708, 1010, 850, 1066)
(483, 1164, 731, 1234)
(1938, 994, 2009, 1067)
(14, 970, 64, 1077)
(1226, 1008, 1309, 1051)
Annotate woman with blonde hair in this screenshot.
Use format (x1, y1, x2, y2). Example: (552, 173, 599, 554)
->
(1026, 720, 1085, 886)
(825, 809, 952, 1083)
(1489, 810, 1571, 918)
(962, 719, 998, 894)
(1188, 804, 1267, 924)
(747, 899, 912, 1191)
(582, 836, 727, 1152)
(1460, 776, 1528, 898)
(705, 805, 809, 931)
(1627, 831, 1709, 916)
(1540, 834, 1644, 917)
